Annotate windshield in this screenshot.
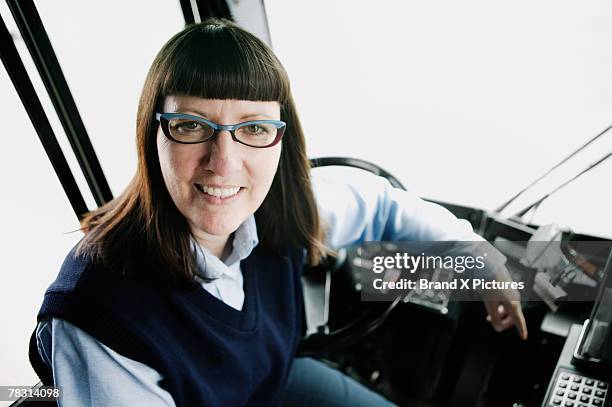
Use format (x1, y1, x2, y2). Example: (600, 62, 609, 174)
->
(265, 0, 612, 238)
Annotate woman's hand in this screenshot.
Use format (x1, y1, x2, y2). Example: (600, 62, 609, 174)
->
(484, 298, 528, 340)
(481, 269, 528, 340)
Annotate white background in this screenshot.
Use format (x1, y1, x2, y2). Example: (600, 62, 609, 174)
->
(0, 0, 610, 396)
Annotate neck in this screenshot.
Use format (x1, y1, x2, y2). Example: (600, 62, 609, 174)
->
(191, 230, 232, 260)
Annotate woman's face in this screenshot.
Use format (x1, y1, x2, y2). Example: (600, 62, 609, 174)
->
(157, 96, 282, 241)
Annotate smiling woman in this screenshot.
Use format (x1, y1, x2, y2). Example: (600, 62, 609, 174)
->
(27, 18, 402, 406)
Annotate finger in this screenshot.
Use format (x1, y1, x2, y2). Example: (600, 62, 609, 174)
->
(486, 301, 520, 333)
(489, 313, 514, 331)
(487, 305, 528, 339)
(485, 304, 510, 333)
(484, 301, 503, 330)
(507, 301, 528, 340)
(496, 304, 509, 318)
(487, 302, 509, 320)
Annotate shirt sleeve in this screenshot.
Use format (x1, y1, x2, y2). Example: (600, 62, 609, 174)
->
(39, 318, 176, 407)
(312, 171, 484, 249)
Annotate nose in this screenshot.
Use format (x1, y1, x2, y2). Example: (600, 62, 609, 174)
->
(203, 130, 242, 177)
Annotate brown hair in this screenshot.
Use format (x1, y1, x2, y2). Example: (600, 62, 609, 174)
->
(76, 18, 326, 285)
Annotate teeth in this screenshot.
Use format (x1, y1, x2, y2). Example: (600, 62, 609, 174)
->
(200, 185, 240, 198)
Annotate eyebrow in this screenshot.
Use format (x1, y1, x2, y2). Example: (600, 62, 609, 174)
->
(174, 107, 276, 121)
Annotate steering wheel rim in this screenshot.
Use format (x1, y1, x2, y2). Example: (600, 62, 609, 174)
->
(297, 156, 405, 356)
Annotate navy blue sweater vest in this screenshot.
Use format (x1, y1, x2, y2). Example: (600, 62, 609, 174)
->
(29, 243, 305, 407)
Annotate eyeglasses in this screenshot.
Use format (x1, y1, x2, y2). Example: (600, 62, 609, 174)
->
(155, 113, 286, 148)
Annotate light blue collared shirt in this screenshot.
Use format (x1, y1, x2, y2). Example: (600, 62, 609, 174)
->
(190, 214, 258, 310)
(36, 172, 485, 406)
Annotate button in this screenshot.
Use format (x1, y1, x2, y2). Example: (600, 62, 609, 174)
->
(586, 379, 595, 386)
(597, 382, 608, 389)
(564, 401, 574, 407)
(562, 374, 571, 380)
(571, 384, 580, 391)
(579, 395, 589, 402)
(559, 382, 568, 388)
(574, 377, 583, 383)
(595, 390, 605, 398)
(556, 390, 565, 396)
(568, 393, 577, 399)
(583, 388, 592, 395)
(593, 398, 603, 406)
(552, 398, 562, 405)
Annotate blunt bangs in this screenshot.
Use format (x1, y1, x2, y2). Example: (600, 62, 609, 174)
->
(158, 22, 290, 105)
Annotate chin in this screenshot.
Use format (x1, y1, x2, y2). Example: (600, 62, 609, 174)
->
(196, 217, 243, 237)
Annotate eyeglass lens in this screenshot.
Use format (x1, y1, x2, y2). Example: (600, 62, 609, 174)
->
(166, 118, 280, 147)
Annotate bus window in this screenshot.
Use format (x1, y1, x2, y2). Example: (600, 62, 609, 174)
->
(515, 139, 612, 239)
(33, 0, 184, 195)
(0, 63, 82, 388)
(0, 0, 195, 391)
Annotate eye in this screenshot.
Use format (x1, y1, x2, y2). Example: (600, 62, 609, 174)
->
(243, 124, 271, 136)
(172, 120, 202, 132)
(245, 125, 263, 134)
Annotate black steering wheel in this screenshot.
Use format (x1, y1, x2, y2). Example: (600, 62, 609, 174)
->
(297, 157, 406, 356)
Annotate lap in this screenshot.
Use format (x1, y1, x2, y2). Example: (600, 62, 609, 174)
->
(280, 357, 396, 407)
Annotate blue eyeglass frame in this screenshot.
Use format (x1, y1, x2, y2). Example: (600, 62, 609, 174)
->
(155, 112, 286, 148)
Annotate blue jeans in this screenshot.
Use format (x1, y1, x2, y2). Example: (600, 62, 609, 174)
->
(281, 357, 397, 406)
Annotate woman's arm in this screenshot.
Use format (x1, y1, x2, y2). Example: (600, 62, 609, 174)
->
(37, 318, 176, 406)
(312, 171, 528, 340)
(312, 171, 480, 249)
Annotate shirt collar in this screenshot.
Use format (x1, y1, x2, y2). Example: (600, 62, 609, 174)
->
(191, 215, 259, 280)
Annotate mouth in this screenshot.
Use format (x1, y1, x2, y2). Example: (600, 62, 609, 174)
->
(194, 183, 243, 201)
